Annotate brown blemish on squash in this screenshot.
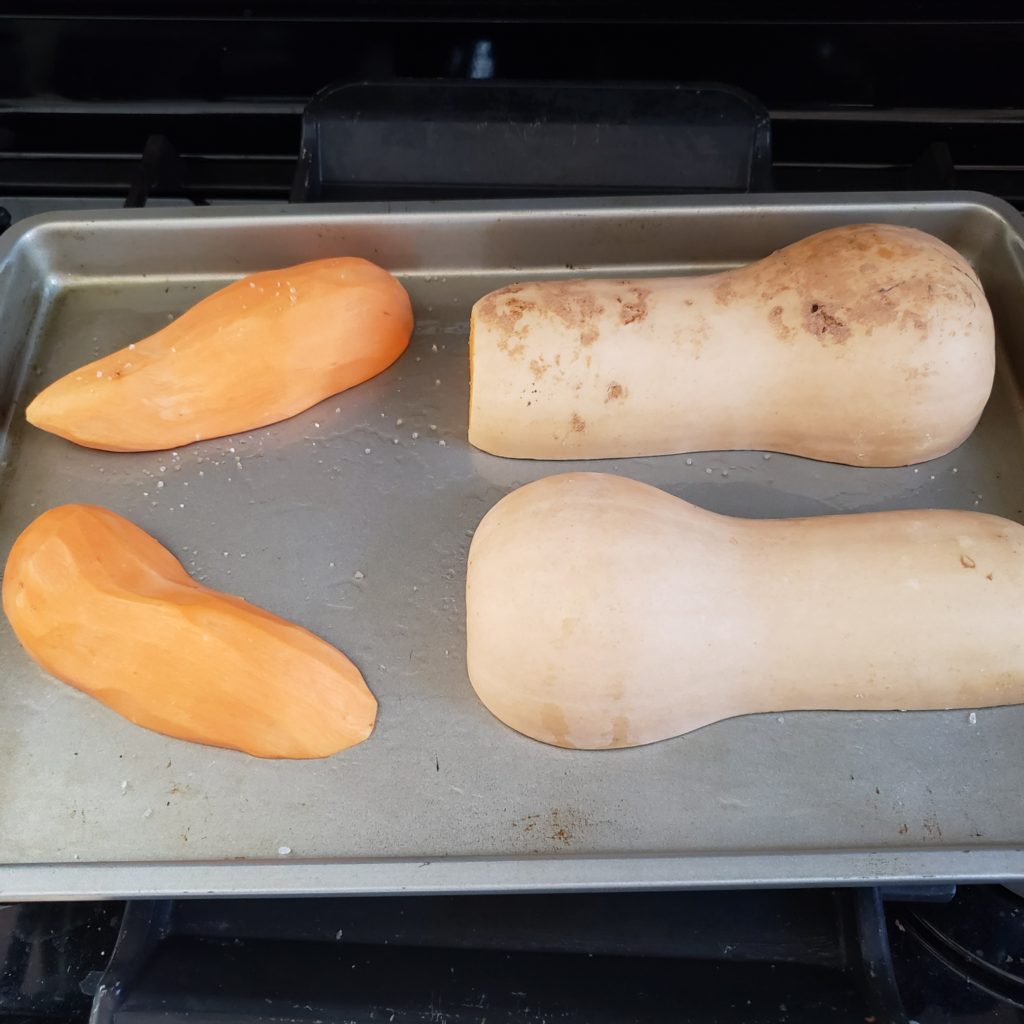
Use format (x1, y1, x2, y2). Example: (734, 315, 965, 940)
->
(904, 363, 935, 382)
(961, 554, 977, 569)
(987, 572, 994, 581)
(513, 280, 606, 343)
(804, 302, 851, 344)
(610, 715, 630, 748)
(540, 702, 571, 747)
(713, 278, 736, 306)
(605, 382, 625, 402)
(768, 304, 793, 341)
(730, 224, 974, 347)
(899, 309, 929, 335)
(570, 412, 586, 433)
(496, 336, 525, 359)
(529, 357, 550, 379)
(479, 288, 530, 340)
(618, 285, 650, 325)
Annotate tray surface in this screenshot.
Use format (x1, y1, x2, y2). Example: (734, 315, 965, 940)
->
(2, 193, 1024, 897)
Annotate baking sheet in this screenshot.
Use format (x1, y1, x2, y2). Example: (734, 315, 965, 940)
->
(2, 192, 1024, 899)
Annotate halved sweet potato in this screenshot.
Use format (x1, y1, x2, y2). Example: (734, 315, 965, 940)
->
(26, 256, 413, 451)
(2, 504, 376, 758)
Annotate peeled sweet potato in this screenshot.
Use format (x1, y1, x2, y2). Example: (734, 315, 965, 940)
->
(26, 256, 413, 452)
(2, 504, 376, 758)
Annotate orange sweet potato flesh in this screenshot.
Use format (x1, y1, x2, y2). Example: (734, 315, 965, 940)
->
(2, 504, 377, 758)
(26, 257, 413, 452)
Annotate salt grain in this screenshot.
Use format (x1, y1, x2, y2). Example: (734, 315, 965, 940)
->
(278, 846, 292, 856)
(396, 418, 403, 426)
(156, 481, 164, 489)
(439, 439, 447, 447)
(143, 808, 153, 819)
(353, 570, 365, 580)
(365, 447, 371, 454)
(95, 370, 103, 378)
(412, 432, 419, 439)
(969, 712, 978, 725)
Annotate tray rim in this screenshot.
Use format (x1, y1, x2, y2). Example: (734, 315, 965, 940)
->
(1, 188, 1022, 270)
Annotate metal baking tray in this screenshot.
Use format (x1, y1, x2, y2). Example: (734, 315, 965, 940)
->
(3, 192, 1024, 900)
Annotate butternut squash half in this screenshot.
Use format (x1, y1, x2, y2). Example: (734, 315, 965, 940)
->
(468, 224, 994, 466)
(466, 473, 1024, 749)
(2, 504, 376, 758)
(26, 257, 413, 451)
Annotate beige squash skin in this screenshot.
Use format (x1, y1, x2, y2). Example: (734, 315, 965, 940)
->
(468, 224, 995, 466)
(466, 473, 1024, 749)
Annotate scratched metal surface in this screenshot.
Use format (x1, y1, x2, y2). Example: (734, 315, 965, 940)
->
(2, 193, 1024, 899)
